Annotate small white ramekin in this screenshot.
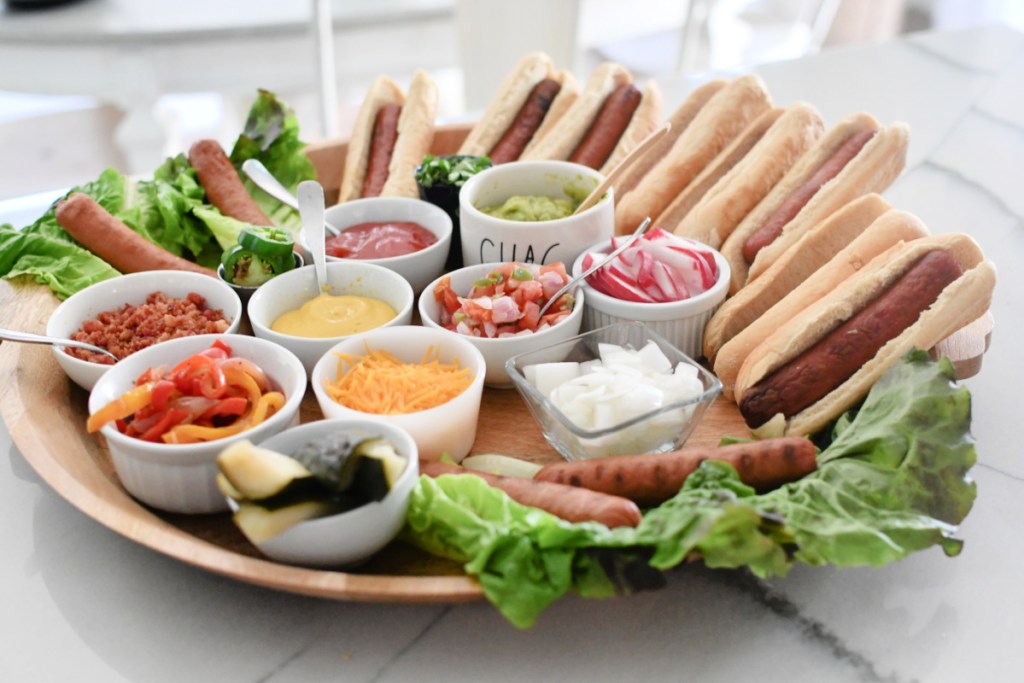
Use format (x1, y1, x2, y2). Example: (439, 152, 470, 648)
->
(571, 242, 731, 360)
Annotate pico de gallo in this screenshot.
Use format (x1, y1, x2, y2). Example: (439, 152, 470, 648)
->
(433, 262, 575, 338)
(86, 339, 285, 444)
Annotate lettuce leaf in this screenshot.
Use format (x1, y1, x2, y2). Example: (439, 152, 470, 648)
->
(0, 90, 316, 298)
(403, 350, 978, 628)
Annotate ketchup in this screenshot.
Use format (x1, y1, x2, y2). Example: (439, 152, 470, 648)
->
(325, 221, 437, 259)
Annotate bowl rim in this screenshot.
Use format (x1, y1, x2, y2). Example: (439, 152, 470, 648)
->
(322, 196, 453, 266)
(246, 261, 416, 343)
(571, 238, 731, 314)
(88, 333, 306, 459)
(47, 270, 244, 371)
(458, 159, 612, 228)
(504, 321, 723, 439)
(310, 324, 487, 420)
(417, 261, 586, 346)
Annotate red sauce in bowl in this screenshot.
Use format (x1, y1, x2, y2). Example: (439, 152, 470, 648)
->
(325, 221, 438, 259)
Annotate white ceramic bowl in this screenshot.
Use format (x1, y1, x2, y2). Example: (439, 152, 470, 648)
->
(88, 333, 306, 514)
(571, 242, 731, 360)
(311, 325, 485, 462)
(237, 417, 419, 567)
(247, 262, 415, 376)
(47, 270, 243, 391)
(458, 160, 613, 268)
(322, 197, 452, 293)
(418, 262, 585, 388)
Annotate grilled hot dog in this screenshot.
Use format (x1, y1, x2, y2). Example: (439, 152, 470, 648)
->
(734, 230, 996, 437)
(55, 193, 215, 276)
(188, 139, 273, 226)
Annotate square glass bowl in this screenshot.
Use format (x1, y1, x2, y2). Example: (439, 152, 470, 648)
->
(506, 321, 722, 461)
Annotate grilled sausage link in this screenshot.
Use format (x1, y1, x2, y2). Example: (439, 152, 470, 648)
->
(362, 103, 402, 198)
(742, 128, 877, 264)
(188, 139, 272, 226)
(569, 83, 642, 169)
(488, 78, 562, 164)
(739, 250, 963, 428)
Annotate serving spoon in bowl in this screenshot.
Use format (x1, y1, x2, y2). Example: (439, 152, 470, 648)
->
(537, 216, 652, 318)
(297, 180, 330, 294)
(241, 159, 340, 236)
(572, 122, 672, 216)
(0, 327, 118, 362)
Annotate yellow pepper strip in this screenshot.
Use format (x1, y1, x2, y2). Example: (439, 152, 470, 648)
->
(249, 391, 285, 424)
(86, 383, 154, 434)
(222, 366, 263, 407)
(161, 420, 252, 444)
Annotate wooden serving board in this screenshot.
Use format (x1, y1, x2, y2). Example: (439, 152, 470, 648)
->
(0, 123, 992, 603)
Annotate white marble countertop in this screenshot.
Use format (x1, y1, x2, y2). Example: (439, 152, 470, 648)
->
(2, 23, 1023, 683)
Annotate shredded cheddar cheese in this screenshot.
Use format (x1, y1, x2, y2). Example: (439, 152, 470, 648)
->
(326, 346, 473, 414)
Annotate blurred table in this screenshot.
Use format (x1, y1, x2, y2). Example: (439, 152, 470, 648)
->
(2, 23, 1024, 683)
(0, 0, 454, 172)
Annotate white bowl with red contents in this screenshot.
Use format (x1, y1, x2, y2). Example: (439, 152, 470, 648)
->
(47, 270, 243, 391)
(571, 229, 730, 360)
(322, 197, 452, 294)
(418, 261, 585, 388)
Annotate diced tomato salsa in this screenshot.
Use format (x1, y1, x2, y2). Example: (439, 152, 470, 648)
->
(433, 262, 574, 338)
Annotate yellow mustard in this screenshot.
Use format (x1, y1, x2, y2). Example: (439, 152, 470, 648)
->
(271, 294, 396, 338)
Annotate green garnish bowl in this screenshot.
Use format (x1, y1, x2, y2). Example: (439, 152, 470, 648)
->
(415, 154, 492, 271)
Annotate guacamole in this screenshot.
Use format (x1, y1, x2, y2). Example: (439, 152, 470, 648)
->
(479, 195, 577, 222)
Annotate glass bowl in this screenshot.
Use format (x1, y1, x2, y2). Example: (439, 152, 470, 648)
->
(506, 321, 722, 461)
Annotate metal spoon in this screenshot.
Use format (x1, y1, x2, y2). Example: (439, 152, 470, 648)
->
(537, 217, 653, 318)
(0, 328, 118, 362)
(241, 159, 339, 236)
(297, 180, 330, 294)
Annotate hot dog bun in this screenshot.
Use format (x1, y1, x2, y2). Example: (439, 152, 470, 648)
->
(666, 102, 825, 247)
(719, 112, 909, 293)
(712, 202, 931, 400)
(611, 79, 727, 200)
(521, 62, 662, 174)
(457, 53, 580, 162)
(338, 69, 438, 203)
(614, 74, 772, 235)
(733, 229, 996, 437)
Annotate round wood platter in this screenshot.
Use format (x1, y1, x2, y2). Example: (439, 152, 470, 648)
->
(0, 278, 991, 603)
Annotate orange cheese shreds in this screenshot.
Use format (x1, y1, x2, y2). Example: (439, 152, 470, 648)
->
(325, 346, 474, 414)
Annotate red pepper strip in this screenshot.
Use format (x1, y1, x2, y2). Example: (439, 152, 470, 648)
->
(197, 363, 227, 399)
(198, 396, 248, 423)
(138, 408, 190, 442)
(211, 338, 232, 356)
(150, 380, 177, 413)
(198, 345, 229, 361)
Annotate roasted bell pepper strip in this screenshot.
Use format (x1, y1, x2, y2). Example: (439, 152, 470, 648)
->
(137, 408, 190, 442)
(87, 383, 154, 433)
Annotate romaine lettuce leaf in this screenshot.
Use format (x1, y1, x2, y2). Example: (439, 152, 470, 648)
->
(403, 350, 978, 628)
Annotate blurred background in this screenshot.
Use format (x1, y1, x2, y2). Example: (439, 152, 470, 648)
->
(1, 0, 1022, 204)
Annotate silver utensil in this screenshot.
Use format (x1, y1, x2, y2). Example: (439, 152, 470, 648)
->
(297, 180, 330, 294)
(0, 327, 118, 361)
(241, 158, 339, 236)
(537, 217, 653, 318)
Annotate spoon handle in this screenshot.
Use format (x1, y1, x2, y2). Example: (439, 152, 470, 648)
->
(0, 328, 118, 360)
(537, 217, 652, 318)
(242, 159, 339, 236)
(297, 180, 330, 294)
(573, 122, 672, 216)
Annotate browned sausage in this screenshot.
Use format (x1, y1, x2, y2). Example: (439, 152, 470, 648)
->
(488, 78, 562, 164)
(420, 460, 642, 528)
(534, 437, 817, 507)
(361, 103, 402, 198)
(188, 139, 272, 226)
(740, 250, 963, 427)
(55, 193, 215, 276)
(742, 128, 877, 264)
(569, 83, 642, 169)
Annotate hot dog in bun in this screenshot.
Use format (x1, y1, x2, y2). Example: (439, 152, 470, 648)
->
(457, 52, 579, 164)
(665, 102, 825, 247)
(521, 62, 663, 174)
(614, 74, 772, 235)
(733, 229, 996, 437)
(719, 112, 909, 293)
(711, 201, 931, 400)
(338, 69, 439, 202)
